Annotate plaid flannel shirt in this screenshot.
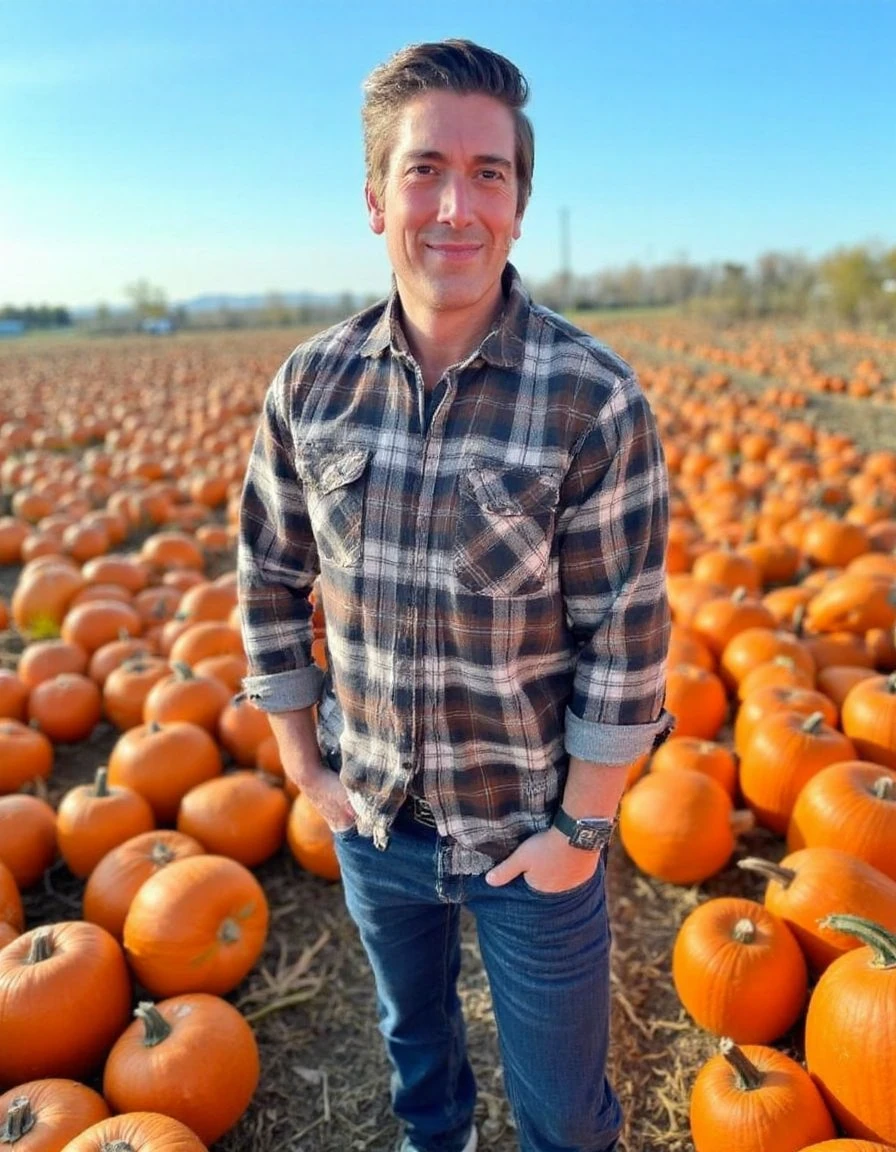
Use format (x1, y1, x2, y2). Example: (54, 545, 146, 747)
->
(238, 264, 672, 875)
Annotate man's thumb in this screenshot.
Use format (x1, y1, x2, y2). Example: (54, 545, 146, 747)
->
(485, 861, 516, 887)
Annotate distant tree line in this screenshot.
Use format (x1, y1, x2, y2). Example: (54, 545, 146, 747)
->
(533, 242, 896, 329)
(1, 304, 71, 328)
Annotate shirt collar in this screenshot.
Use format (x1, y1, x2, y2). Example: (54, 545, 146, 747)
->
(359, 262, 529, 371)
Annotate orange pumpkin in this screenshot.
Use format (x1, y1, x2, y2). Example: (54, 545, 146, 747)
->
(82, 829, 205, 941)
(17, 638, 89, 690)
(0, 1078, 111, 1149)
(0, 794, 57, 888)
(804, 916, 896, 1143)
(689, 1039, 835, 1152)
(0, 858, 24, 934)
(56, 1110, 209, 1151)
(787, 762, 896, 881)
(123, 854, 269, 997)
(60, 598, 143, 655)
(618, 769, 753, 886)
(664, 663, 729, 741)
(102, 994, 259, 1146)
(286, 792, 342, 882)
(26, 672, 103, 744)
(0, 921, 132, 1084)
(55, 766, 156, 879)
(0, 719, 54, 794)
(738, 710, 857, 835)
(176, 770, 288, 866)
(141, 662, 230, 733)
(107, 721, 223, 824)
(672, 897, 807, 1043)
(738, 847, 896, 973)
(840, 672, 896, 768)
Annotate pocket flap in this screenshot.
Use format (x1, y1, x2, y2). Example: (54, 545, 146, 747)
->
(309, 447, 371, 496)
(463, 467, 560, 515)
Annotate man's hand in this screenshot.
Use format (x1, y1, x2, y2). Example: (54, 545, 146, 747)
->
(287, 760, 356, 833)
(268, 708, 355, 832)
(484, 826, 600, 893)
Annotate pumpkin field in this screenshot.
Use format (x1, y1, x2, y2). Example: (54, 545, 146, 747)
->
(1, 317, 895, 1152)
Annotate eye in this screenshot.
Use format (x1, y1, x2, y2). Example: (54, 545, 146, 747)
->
(479, 169, 505, 181)
(408, 164, 436, 176)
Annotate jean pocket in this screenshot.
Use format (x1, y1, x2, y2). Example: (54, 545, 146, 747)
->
(518, 857, 603, 901)
(332, 823, 359, 842)
(301, 445, 370, 569)
(454, 465, 560, 597)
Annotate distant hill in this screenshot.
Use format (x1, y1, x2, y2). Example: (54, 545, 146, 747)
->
(179, 291, 353, 314)
(72, 290, 371, 321)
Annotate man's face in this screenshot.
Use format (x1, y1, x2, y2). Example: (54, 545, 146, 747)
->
(366, 91, 524, 323)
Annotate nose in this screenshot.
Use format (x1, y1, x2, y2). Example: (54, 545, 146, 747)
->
(437, 173, 474, 228)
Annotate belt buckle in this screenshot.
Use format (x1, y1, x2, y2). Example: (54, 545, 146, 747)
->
(410, 795, 437, 828)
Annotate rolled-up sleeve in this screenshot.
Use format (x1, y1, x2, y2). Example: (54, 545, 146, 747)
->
(237, 363, 324, 712)
(559, 373, 673, 763)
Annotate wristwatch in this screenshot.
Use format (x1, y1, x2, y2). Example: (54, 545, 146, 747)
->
(552, 806, 617, 852)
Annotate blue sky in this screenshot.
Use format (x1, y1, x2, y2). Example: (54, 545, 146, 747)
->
(1, 0, 893, 309)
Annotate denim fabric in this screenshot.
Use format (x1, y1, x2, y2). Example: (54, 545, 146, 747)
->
(334, 807, 622, 1152)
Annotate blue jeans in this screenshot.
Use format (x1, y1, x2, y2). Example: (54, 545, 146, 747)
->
(333, 804, 622, 1152)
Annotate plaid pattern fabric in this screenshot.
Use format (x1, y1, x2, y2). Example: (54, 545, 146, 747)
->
(238, 264, 672, 874)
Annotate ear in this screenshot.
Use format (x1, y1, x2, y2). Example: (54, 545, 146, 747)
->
(365, 181, 385, 235)
(512, 210, 523, 241)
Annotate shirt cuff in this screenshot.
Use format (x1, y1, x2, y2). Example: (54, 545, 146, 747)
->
(564, 706, 675, 764)
(242, 666, 324, 713)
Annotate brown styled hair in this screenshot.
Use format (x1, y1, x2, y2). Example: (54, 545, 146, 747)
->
(362, 38, 534, 213)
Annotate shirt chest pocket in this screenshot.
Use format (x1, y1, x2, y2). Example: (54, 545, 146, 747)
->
(454, 466, 561, 597)
(301, 446, 371, 569)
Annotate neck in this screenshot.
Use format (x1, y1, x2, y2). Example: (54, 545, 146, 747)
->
(397, 283, 504, 389)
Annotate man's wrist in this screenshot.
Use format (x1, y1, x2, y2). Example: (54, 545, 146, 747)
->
(551, 806, 617, 852)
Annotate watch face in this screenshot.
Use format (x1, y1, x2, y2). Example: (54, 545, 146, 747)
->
(570, 824, 601, 850)
(569, 818, 613, 851)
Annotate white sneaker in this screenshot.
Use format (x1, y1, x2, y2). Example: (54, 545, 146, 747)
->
(400, 1128, 477, 1152)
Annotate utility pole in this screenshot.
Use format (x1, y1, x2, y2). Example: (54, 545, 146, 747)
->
(559, 207, 572, 313)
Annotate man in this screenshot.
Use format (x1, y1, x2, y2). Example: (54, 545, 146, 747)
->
(239, 38, 671, 1152)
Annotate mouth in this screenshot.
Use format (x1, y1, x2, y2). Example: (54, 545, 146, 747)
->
(425, 243, 482, 259)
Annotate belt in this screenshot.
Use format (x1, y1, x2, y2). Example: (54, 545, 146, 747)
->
(402, 794, 437, 828)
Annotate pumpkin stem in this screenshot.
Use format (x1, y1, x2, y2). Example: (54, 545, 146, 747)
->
(172, 660, 195, 680)
(887, 671, 896, 694)
(801, 710, 825, 733)
(149, 841, 176, 866)
(737, 857, 796, 889)
(791, 603, 807, 636)
(101, 1143, 136, 1152)
(93, 765, 110, 797)
(719, 1037, 765, 1091)
(818, 914, 896, 967)
(24, 928, 53, 965)
(134, 1000, 173, 1047)
(732, 918, 757, 943)
(872, 776, 895, 801)
(218, 917, 242, 944)
(0, 1096, 36, 1140)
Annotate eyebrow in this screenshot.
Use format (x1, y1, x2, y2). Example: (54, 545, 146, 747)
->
(402, 150, 513, 170)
